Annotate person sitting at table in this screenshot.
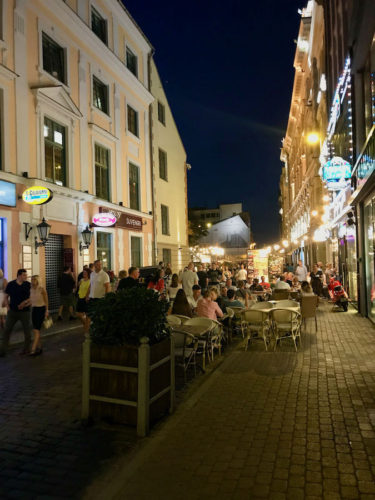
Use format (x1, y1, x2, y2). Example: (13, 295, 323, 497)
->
(245, 276, 253, 289)
(250, 278, 263, 292)
(286, 272, 294, 286)
(226, 278, 237, 291)
(274, 275, 291, 290)
(167, 273, 182, 302)
(291, 276, 300, 290)
(260, 276, 270, 289)
(171, 289, 193, 318)
(196, 288, 223, 320)
(300, 281, 315, 297)
(147, 269, 165, 293)
(187, 284, 202, 312)
(235, 280, 249, 300)
(224, 288, 246, 309)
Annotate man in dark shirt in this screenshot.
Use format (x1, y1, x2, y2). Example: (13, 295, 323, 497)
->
(207, 263, 222, 285)
(197, 264, 208, 291)
(0, 269, 32, 356)
(57, 267, 76, 321)
(117, 266, 140, 290)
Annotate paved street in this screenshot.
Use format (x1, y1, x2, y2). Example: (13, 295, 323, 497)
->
(0, 326, 138, 500)
(86, 302, 375, 500)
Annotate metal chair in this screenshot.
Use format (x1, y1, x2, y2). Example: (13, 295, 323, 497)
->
(242, 309, 270, 351)
(183, 317, 215, 363)
(250, 301, 274, 310)
(271, 308, 302, 352)
(171, 314, 191, 324)
(172, 330, 199, 382)
(229, 306, 247, 337)
(276, 299, 300, 309)
(166, 315, 182, 326)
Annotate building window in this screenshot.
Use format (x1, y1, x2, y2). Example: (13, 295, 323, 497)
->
(131, 236, 142, 267)
(22, 245, 32, 277)
(127, 105, 139, 137)
(44, 117, 66, 186)
(158, 101, 165, 125)
(161, 205, 169, 235)
(93, 76, 109, 115)
(162, 248, 171, 265)
(126, 47, 138, 77)
(91, 7, 107, 45)
(42, 32, 65, 84)
(95, 144, 110, 201)
(129, 162, 140, 211)
(159, 149, 168, 181)
(96, 231, 112, 270)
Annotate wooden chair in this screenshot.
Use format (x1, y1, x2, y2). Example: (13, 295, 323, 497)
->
(300, 295, 318, 332)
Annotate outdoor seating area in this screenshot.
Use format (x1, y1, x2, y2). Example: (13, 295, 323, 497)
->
(167, 294, 319, 383)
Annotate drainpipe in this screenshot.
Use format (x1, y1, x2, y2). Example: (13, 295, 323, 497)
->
(148, 49, 157, 265)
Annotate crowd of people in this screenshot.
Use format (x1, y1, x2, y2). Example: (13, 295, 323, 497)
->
(0, 258, 343, 357)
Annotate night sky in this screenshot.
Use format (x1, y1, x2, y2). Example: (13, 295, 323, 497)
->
(123, 0, 304, 245)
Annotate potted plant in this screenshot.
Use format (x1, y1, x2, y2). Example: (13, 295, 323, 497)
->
(81, 287, 174, 436)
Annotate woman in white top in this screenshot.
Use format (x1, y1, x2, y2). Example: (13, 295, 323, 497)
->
(167, 274, 182, 302)
(30, 275, 49, 356)
(0, 268, 8, 328)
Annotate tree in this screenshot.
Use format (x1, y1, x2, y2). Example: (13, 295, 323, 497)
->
(188, 218, 208, 246)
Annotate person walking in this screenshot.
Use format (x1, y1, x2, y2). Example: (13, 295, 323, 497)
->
(76, 269, 91, 333)
(57, 266, 76, 321)
(181, 263, 198, 298)
(295, 259, 308, 283)
(30, 275, 49, 356)
(0, 269, 32, 356)
(117, 266, 140, 290)
(0, 268, 8, 329)
(89, 260, 110, 300)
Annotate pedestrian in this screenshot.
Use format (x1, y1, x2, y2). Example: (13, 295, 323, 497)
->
(76, 269, 91, 333)
(236, 264, 248, 284)
(115, 270, 127, 291)
(77, 265, 89, 284)
(0, 268, 8, 329)
(117, 266, 140, 290)
(0, 269, 32, 356)
(295, 259, 308, 282)
(30, 275, 49, 356)
(197, 264, 208, 291)
(89, 260, 110, 300)
(181, 262, 198, 298)
(57, 266, 76, 321)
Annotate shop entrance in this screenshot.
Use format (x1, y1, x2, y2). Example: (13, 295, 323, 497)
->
(45, 234, 64, 312)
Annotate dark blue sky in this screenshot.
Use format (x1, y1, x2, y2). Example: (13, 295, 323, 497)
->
(123, 0, 304, 244)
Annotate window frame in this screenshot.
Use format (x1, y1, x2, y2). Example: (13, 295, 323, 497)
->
(92, 75, 109, 115)
(125, 44, 138, 78)
(94, 142, 111, 201)
(158, 148, 168, 181)
(90, 5, 108, 45)
(43, 116, 67, 187)
(161, 204, 170, 236)
(41, 31, 66, 85)
(130, 234, 143, 268)
(38, 20, 70, 90)
(128, 161, 141, 211)
(158, 101, 166, 126)
(127, 104, 139, 138)
(95, 230, 113, 270)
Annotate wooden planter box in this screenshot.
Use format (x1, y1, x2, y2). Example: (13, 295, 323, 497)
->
(81, 336, 175, 436)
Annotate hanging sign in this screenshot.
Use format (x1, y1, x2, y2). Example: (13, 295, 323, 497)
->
(99, 207, 143, 231)
(92, 212, 117, 227)
(22, 186, 53, 205)
(322, 156, 351, 182)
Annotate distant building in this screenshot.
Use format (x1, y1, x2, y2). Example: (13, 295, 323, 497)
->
(189, 203, 251, 262)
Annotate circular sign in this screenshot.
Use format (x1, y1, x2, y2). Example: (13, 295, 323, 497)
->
(22, 186, 53, 205)
(92, 213, 116, 227)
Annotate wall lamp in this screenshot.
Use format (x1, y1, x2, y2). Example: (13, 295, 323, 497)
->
(35, 218, 51, 254)
(80, 225, 93, 255)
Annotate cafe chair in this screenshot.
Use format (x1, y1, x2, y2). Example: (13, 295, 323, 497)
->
(276, 299, 300, 309)
(171, 330, 198, 382)
(166, 315, 182, 326)
(300, 295, 318, 332)
(250, 301, 274, 310)
(272, 290, 290, 301)
(184, 317, 215, 363)
(229, 306, 247, 338)
(271, 308, 302, 352)
(242, 309, 270, 351)
(171, 314, 191, 324)
(223, 307, 235, 343)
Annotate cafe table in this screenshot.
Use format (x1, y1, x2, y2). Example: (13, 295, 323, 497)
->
(171, 323, 211, 370)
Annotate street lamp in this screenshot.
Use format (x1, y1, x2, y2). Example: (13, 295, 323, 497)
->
(274, 244, 280, 251)
(311, 210, 318, 217)
(80, 225, 93, 255)
(35, 218, 51, 254)
(282, 240, 289, 248)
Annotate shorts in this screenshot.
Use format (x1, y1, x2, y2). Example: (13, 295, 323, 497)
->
(61, 293, 75, 308)
(32, 306, 46, 330)
(76, 298, 88, 313)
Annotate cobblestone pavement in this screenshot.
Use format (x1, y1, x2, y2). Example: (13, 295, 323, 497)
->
(0, 328, 138, 499)
(87, 303, 375, 500)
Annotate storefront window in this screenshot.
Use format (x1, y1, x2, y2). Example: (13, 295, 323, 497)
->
(96, 232, 112, 270)
(364, 197, 375, 321)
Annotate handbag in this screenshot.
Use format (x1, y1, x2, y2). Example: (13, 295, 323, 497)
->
(43, 317, 53, 329)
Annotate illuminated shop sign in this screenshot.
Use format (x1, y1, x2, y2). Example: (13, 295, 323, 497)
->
(322, 157, 351, 182)
(0, 180, 16, 207)
(99, 207, 143, 231)
(92, 213, 117, 227)
(22, 186, 53, 205)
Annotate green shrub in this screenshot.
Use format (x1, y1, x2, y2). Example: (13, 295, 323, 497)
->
(88, 287, 170, 346)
